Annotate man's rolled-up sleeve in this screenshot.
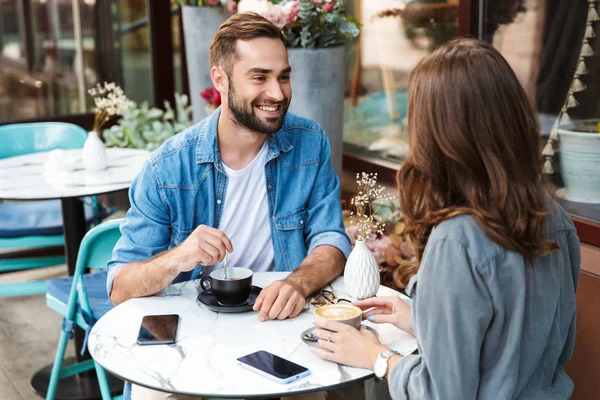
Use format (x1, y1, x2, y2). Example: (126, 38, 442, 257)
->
(388, 238, 493, 400)
(304, 131, 352, 259)
(106, 160, 171, 297)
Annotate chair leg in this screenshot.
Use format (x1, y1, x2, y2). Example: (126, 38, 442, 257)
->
(46, 330, 71, 400)
(93, 361, 114, 400)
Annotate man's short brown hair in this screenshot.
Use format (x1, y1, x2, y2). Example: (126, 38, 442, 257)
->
(209, 12, 286, 76)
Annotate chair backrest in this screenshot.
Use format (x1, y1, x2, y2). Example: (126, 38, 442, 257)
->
(75, 219, 123, 274)
(0, 122, 87, 160)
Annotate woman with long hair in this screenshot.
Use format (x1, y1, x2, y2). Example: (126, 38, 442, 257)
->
(313, 38, 580, 400)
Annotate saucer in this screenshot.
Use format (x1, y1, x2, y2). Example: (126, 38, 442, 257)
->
(300, 325, 379, 349)
(197, 285, 261, 313)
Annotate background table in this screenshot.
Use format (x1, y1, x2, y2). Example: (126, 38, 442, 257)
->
(89, 272, 417, 399)
(0, 147, 149, 398)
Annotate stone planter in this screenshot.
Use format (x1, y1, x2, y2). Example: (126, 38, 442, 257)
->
(557, 119, 600, 204)
(182, 6, 228, 124)
(288, 46, 347, 178)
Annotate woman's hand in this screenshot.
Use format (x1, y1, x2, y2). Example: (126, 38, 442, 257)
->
(354, 296, 415, 336)
(312, 319, 389, 370)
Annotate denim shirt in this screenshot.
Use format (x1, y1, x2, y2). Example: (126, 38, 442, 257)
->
(106, 108, 352, 296)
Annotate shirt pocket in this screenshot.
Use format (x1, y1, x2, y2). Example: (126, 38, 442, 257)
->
(274, 207, 306, 231)
(273, 207, 307, 270)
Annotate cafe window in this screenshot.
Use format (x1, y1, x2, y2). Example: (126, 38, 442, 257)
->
(483, 0, 600, 242)
(342, 0, 461, 164)
(0, 0, 25, 62)
(0, 0, 154, 122)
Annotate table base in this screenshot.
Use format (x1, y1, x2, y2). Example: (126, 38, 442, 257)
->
(31, 357, 123, 400)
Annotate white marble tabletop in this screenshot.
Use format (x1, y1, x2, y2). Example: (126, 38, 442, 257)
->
(88, 272, 417, 398)
(0, 148, 150, 200)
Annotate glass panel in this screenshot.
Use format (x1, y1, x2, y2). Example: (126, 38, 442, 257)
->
(118, 0, 153, 106)
(0, 0, 24, 62)
(343, 0, 460, 164)
(485, 0, 600, 224)
(173, 12, 182, 96)
(0, 0, 155, 122)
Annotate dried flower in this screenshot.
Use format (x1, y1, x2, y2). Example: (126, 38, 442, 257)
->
(349, 172, 394, 241)
(88, 82, 133, 133)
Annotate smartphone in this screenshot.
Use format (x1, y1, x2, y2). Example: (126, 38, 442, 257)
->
(237, 350, 311, 384)
(136, 314, 179, 346)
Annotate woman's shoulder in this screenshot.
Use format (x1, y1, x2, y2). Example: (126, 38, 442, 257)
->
(428, 215, 503, 267)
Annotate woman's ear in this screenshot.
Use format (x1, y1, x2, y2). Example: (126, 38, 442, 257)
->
(211, 66, 228, 95)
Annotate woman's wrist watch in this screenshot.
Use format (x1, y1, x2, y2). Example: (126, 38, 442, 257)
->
(374, 349, 399, 380)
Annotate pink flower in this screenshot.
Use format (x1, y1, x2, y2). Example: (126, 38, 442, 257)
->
(322, 0, 335, 12)
(366, 235, 391, 266)
(263, 4, 288, 29)
(226, 1, 237, 12)
(287, 1, 299, 22)
(205, 0, 221, 6)
(345, 225, 359, 246)
(312, 0, 322, 4)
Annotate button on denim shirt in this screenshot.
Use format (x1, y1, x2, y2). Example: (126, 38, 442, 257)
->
(106, 108, 352, 296)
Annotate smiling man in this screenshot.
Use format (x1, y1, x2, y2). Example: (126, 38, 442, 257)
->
(107, 9, 350, 354)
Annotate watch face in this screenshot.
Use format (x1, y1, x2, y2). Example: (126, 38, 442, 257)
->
(374, 356, 388, 379)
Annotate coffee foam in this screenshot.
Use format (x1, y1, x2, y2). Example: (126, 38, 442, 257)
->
(315, 304, 361, 319)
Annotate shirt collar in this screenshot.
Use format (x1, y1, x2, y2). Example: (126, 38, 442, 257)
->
(195, 107, 294, 165)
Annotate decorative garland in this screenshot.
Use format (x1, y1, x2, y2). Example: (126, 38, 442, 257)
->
(542, 0, 599, 174)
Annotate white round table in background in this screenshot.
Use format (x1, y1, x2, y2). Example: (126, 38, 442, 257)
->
(89, 272, 418, 399)
(0, 147, 150, 398)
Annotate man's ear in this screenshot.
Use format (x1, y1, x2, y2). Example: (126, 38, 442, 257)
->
(211, 66, 228, 95)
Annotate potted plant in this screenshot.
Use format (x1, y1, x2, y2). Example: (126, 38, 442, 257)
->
(557, 120, 600, 204)
(239, 0, 359, 177)
(175, 0, 239, 123)
(102, 93, 192, 151)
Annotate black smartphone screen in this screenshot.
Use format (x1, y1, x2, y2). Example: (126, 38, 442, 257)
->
(137, 314, 179, 345)
(237, 350, 309, 379)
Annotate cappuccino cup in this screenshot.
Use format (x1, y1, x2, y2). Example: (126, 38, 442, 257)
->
(314, 303, 363, 329)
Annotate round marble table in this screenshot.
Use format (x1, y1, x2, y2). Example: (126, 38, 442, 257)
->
(0, 147, 149, 398)
(89, 272, 418, 398)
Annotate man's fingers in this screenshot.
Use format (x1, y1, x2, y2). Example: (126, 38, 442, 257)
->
(277, 296, 298, 320)
(259, 287, 279, 322)
(268, 291, 290, 320)
(253, 289, 265, 311)
(198, 241, 219, 265)
(290, 299, 306, 318)
(202, 234, 227, 262)
(208, 227, 233, 253)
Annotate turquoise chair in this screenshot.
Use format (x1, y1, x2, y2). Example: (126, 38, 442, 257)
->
(0, 122, 110, 297)
(45, 218, 123, 400)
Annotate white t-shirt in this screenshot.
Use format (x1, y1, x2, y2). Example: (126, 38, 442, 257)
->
(206, 141, 275, 275)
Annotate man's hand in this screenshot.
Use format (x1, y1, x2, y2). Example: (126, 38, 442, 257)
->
(174, 225, 233, 272)
(252, 280, 306, 321)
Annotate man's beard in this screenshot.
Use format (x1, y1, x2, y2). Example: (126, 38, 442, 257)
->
(228, 84, 289, 135)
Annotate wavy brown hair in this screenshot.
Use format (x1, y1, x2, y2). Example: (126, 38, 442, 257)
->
(395, 38, 557, 288)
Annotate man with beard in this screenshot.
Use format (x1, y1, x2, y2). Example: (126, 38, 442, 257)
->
(107, 12, 351, 331)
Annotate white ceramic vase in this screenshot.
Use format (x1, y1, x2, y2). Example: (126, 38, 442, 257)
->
(344, 240, 380, 299)
(83, 131, 108, 171)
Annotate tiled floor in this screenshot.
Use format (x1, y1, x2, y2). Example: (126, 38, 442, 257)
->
(0, 266, 74, 400)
